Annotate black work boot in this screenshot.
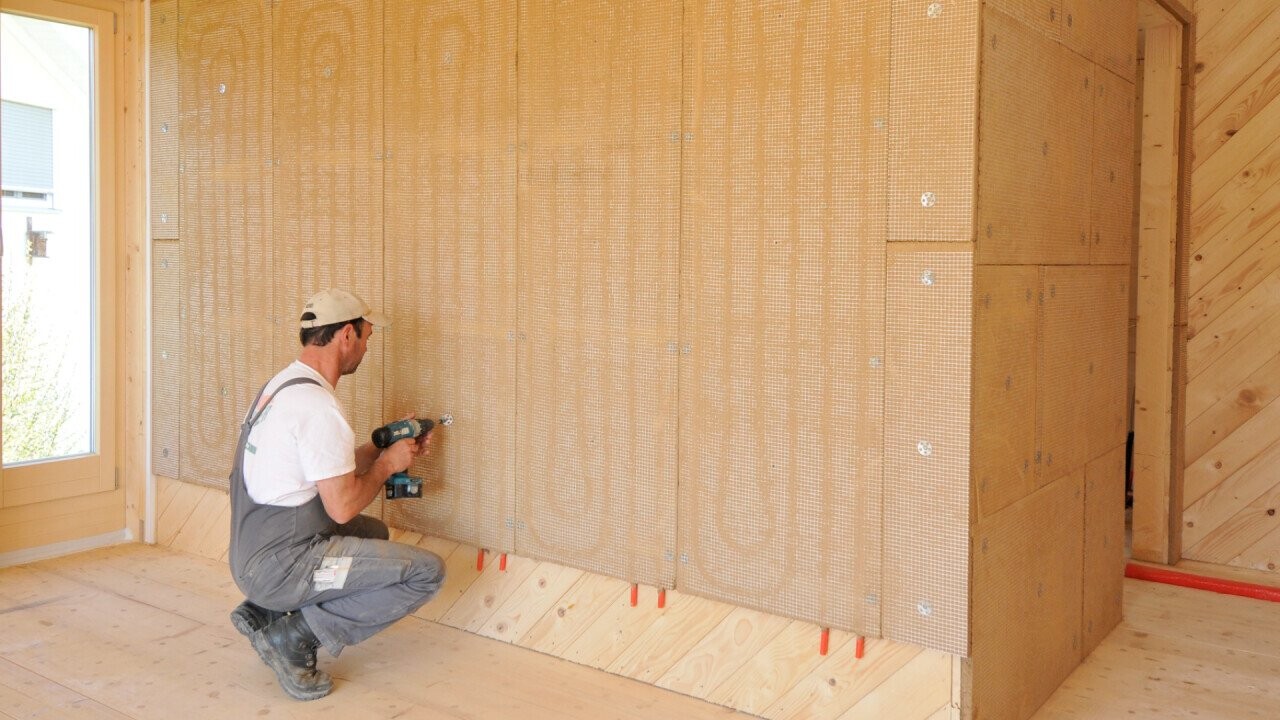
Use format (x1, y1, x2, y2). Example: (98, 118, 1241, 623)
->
(229, 600, 281, 638)
(249, 611, 333, 701)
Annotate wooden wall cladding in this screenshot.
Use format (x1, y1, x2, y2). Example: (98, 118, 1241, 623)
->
(977, 8, 1092, 266)
(381, 0, 518, 556)
(677, 0, 887, 635)
(1039, 266, 1130, 484)
(1185, 0, 1280, 574)
(176, 0, 276, 487)
(1091, 66, 1137, 265)
(969, 471, 1085, 720)
(149, 0, 179, 240)
(150, 0, 180, 477)
(1062, 0, 1137, 82)
(966, 1, 1135, 715)
(887, 0, 978, 243)
(973, 266, 1038, 520)
(513, 0, 681, 588)
(883, 249, 972, 656)
(152, 241, 181, 479)
(271, 0, 385, 442)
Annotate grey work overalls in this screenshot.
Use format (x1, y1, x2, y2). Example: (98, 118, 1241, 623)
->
(228, 376, 447, 656)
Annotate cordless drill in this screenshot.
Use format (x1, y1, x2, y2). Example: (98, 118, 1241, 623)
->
(371, 415, 452, 499)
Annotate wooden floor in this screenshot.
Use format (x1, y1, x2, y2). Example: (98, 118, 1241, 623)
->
(144, 477, 960, 720)
(2, 544, 1278, 719)
(0, 544, 751, 719)
(1033, 575, 1280, 718)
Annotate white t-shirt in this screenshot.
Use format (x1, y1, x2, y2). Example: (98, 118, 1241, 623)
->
(242, 361, 356, 506)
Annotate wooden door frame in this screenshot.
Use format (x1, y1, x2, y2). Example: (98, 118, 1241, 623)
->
(1131, 0, 1192, 564)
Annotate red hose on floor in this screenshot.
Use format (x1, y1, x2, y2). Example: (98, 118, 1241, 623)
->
(1125, 563, 1280, 603)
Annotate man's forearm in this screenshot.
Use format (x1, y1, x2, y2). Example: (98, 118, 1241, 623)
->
(352, 456, 392, 509)
(318, 456, 394, 524)
(354, 441, 380, 475)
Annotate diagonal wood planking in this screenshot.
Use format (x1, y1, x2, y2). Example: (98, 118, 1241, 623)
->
(1185, 0, 1280, 571)
(150, 476, 958, 719)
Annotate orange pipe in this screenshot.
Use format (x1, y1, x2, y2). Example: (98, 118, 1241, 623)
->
(1125, 563, 1280, 603)
(855, 636, 866, 660)
(657, 588, 666, 608)
(819, 628, 830, 656)
(630, 583, 639, 607)
(499, 553, 508, 571)
(476, 549, 485, 572)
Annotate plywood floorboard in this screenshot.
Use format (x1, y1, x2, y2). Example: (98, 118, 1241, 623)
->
(0, 545, 751, 720)
(1032, 578, 1280, 718)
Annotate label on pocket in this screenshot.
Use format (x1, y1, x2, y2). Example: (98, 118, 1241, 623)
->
(312, 556, 352, 591)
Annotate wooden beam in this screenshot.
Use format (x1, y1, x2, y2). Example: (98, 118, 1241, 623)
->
(1132, 19, 1184, 564)
(1152, 0, 1191, 25)
(119, 0, 149, 544)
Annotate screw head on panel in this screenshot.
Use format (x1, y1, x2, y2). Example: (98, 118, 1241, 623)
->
(917, 440, 933, 457)
(161, 123, 169, 134)
(926, 2, 943, 18)
(920, 270, 935, 286)
(218, 83, 227, 94)
(920, 191, 937, 208)
(869, 356, 882, 368)
(917, 600, 933, 617)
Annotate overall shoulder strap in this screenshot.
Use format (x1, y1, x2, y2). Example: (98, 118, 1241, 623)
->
(247, 377, 321, 427)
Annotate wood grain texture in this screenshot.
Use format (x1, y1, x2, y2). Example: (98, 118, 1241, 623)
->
(0, 543, 760, 720)
(1034, 578, 1280, 718)
(145, 477, 955, 719)
(1132, 19, 1183, 563)
(1184, 0, 1280, 576)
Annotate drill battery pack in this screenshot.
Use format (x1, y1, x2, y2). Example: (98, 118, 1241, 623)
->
(385, 474, 422, 500)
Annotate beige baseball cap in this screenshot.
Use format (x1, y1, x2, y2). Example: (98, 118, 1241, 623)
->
(298, 289, 389, 329)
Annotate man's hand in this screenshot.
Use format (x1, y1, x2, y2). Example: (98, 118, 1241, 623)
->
(393, 412, 434, 459)
(379, 437, 417, 473)
(414, 429, 434, 458)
